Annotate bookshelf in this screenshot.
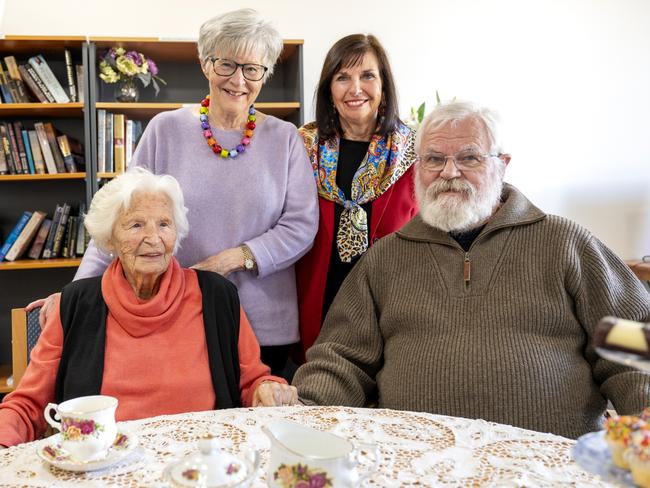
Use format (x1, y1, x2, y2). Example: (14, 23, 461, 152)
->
(0, 36, 305, 394)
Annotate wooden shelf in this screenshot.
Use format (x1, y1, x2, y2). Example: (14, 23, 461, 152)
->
(0, 36, 86, 55)
(0, 258, 82, 271)
(88, 37, 302, 63)
(0, 364, 14, 394)
(0, 102, 84, 118)
(0, 172, 86, 181)
(95, 101, 300, 119)
(97, 172, 120, 179)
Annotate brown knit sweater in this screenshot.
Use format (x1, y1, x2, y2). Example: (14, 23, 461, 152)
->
(293, 184, 650, 439)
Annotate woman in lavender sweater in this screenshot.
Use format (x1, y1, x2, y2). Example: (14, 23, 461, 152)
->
(29, 9, 318, 377)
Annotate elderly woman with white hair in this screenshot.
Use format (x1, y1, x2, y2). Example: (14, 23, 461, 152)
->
(0, 169, 297, 448)
(28, 8, 318, 379)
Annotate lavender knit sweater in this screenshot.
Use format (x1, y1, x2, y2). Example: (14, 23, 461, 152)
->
(75, 108, 319, 345)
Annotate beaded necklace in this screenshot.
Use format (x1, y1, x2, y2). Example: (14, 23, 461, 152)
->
(199, 94, 256, 158)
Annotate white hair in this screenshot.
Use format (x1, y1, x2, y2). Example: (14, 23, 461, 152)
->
(415, 100, 505, 155)
(84, 167, 189, 254)
(197, 8, 283, 80)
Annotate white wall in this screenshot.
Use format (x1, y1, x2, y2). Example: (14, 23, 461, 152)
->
(2, 0, 649, 258)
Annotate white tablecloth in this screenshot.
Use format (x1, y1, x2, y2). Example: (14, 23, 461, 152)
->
(0, 405, 613, 487)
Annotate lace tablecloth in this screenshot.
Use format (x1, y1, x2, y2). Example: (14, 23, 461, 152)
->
(0, 406, 614, 487)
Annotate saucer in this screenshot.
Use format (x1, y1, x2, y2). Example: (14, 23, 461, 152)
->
(37, 430, 138, 472)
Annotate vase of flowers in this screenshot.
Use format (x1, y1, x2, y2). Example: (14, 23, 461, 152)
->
(99, 47, 166, 102)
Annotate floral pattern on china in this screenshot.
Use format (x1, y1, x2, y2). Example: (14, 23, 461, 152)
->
(274, 463, 332, 488)
(61, 418, 104, 441)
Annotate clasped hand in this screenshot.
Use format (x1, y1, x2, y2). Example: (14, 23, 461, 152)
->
(252, 381, 298, 407)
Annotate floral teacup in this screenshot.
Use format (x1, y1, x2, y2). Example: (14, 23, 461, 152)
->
(44, 395, 118, 462)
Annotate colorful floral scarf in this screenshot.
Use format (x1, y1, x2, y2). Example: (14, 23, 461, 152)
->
(299, 121, 416, 262)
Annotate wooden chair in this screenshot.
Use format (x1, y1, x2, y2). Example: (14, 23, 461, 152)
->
(11, 307, 42, 387)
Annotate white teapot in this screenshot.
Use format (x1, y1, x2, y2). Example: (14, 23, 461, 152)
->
(262, 420, 379, 488)
(164, 434, 259, 488)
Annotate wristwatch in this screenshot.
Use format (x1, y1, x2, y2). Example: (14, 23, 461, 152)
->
(240, 245, 256, 271)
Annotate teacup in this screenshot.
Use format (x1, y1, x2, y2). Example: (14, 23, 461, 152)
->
(44, 395, 118, 462)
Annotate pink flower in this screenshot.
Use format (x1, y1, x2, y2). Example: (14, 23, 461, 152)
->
(309, 473, 329, 488)
(80, 421, 95, 435)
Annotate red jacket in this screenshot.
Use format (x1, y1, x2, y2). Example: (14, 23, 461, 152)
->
(295, 165, 419, 359)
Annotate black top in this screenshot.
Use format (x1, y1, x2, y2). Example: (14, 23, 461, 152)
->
(56, 270, 242, 408)
(449, 224, 486, 252)
(322, 139, 372, 321)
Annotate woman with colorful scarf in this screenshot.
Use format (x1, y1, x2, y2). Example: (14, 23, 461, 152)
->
(296, 34, 418, 358)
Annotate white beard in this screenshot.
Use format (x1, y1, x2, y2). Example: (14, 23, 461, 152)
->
(415, 164, 505, 233)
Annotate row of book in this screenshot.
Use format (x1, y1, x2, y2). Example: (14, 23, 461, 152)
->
(0, 204, 88, 262)
(0, 51, 82, 104)
(97, 110, 143, 173)
(0, 121, 84, 175)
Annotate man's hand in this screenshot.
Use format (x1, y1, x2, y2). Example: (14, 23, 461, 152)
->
(25, 293, 60, 330)
(252, 381, 298, 407)
(191, 248, 245, 277)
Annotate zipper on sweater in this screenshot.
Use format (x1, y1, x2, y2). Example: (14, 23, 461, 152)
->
(463, 252, 471, 284)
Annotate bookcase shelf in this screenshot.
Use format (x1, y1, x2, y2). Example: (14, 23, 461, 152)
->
(0, 258, 82, 271)
(95, 101, 301, 119)
(0, 172, 85, 181)
(0, 103, 84, 118)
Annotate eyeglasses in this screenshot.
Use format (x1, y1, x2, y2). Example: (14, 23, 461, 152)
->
(416, 151, 500, 172)
(209, 57, 268, 81)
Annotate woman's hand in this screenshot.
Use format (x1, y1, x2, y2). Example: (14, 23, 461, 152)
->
(191, 247, 245, 277)
(252, 381, 298, 407)
(25, 293, 60, 330)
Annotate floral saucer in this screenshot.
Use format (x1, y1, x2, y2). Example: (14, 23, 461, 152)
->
(37, 430, 138, 472)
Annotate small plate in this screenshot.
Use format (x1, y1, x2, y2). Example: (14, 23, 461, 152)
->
(572, 431, 634, 486)
(596, 347, 650, 371)
(37, 430, 138, 472)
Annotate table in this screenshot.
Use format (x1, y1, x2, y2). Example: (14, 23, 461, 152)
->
(626, 259, 650, 282)
(0, 406, 613, 487)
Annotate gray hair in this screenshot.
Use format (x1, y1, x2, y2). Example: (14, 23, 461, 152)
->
(84, 167, 189, 255)
(197, 8, 283, 80)
(415, 100, 505, 155)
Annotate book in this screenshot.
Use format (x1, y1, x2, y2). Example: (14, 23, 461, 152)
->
(0, 123, 16, 173)
(5, 210, 47, 261)
(43, 122, 66, 173)
(21, 130, 36, 174)
(51, 203, 71, 258)
(113, 113, 126, 173)
(97, 109, 106, 173)
(34, 122, 57, 174)
(28, 130, 46, 174)
(64, 49, 77, 103)
(75, 65, 84, 103)
(28, 55, 70, 103)
(13, 122, 29, 173)
(42, 204, 63, 258)
(4, 56, 30, 102)
(75, 203, 86, 256)
(0, 62, 14, 103)
(6, 122, 24, 173)
(18, 65, 47, 103)
(57, 135, 77, 172)
(125, 119, 134, 168)
(105, 113, 114, 172)
(62, 215, 77, 258)
(27, 218, 52, 259)
(25, 64, 55, 103)
(0, 139, 7, 174)
(0, 211, 32, 261)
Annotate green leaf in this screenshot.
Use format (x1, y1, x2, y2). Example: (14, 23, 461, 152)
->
(436, 90, 441, 105)
(417, 102, 426, 123)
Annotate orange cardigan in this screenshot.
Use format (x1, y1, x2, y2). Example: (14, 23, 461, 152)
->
(0, 260, 282, 447)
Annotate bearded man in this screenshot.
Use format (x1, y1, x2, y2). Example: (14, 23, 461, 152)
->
(292, 101, 650, 439)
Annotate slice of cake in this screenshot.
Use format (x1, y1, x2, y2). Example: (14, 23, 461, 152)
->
(628, 430, 650, 487)
(594, 317, 650, 358)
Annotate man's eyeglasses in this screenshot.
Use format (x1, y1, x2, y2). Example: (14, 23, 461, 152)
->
(416, 151, 500, 172)
(209, 57, 268, 82)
